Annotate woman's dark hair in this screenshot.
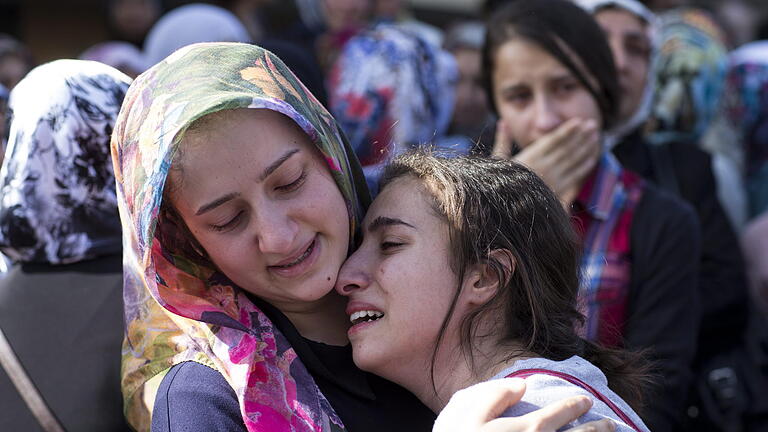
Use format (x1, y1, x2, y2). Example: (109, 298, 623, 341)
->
(482, 0, 621, 130)
(379, 151, 651, 412)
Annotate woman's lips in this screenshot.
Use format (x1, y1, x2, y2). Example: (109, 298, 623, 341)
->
(267, 236, 320, 278)
(348, 315, 384, 336)
(346, 302, 386, 336)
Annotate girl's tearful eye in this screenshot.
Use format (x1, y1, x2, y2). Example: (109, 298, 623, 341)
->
(555, 79, 579, 97)
(380, 241, 405, 252)
(504, 89, 531, 108)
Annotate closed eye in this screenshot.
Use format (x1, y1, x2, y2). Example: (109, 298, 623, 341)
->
(555, 79, 579, 94)
(211, 211, 244, 232)
(380, 241, 405, 251)
(276, 171, 307, 193)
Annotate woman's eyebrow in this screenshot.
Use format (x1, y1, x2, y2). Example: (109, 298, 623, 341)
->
(367, 216, 416, 232)
(260, 149, 300, 181)
(195, 192, 240, 216)
(500, 83, 526, 94)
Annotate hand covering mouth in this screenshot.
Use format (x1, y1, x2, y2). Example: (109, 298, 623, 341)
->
(269, 238, 316, 269)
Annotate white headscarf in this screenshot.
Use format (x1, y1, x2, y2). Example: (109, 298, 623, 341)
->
(0, 60, 131, 264)
(576, 0, 660, 148)
(143, 3, 251, 68)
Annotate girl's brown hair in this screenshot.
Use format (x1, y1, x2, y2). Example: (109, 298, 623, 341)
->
(379, 151, 652, 412)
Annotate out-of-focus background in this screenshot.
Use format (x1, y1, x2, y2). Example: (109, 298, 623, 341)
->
(2, 0, 765, 62)
(2, 1, 768, 432)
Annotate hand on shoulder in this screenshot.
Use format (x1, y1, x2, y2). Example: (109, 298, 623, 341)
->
(434, 379, 616, 432)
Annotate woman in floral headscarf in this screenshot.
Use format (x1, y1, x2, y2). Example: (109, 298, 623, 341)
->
(114, 42, 612, 432)
(0, 59, 131, 431)
(113, 41, 437, 432)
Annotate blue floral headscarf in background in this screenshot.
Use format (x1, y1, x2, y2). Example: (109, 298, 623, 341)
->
(329, 22, 459, 191)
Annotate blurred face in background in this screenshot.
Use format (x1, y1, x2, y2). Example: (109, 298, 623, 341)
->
(0, 55, 30, 90)
(451, 47, 491, 131)
(109, 0, 160, 43)
(492, 38, 603, 148)
(374, 0, 402, 20)
(322, 0, 370, 31)
(642, 0, 686, 11)
(595, 7, 651, 123)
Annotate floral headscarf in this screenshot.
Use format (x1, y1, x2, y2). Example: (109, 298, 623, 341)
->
(722, 41, 768, 218)
(645, 8, 727, 146)
(113, 42, 369, 431)
(329, 22, 458, 189)
(0, 59, 130, 265)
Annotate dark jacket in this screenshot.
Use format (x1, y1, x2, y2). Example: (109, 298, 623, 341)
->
(614, 131, 749, 360)
(624, 182, 701, 432)
(0, 254, 129, 432)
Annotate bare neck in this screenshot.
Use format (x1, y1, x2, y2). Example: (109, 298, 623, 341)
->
(391, 341, 532, 413)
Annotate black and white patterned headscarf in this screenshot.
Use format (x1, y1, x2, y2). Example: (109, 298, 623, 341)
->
(0, 60, 130, 264)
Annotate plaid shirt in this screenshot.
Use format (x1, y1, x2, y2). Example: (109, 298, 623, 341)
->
(571, 153, 645, 347)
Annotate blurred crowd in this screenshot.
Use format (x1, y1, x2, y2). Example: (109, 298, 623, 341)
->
(1, 0, 768, 431)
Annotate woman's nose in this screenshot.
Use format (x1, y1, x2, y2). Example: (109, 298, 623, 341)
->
(335, 251, 371, 296)
(611, 38, 628, 73)
(253, 207, 299, 255)
(533, 95, 561, 134)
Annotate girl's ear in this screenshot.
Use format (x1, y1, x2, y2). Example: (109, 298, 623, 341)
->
(462, 249, 515, 306)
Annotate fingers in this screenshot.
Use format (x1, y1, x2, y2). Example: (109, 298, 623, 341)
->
(505, 117, 601, 204)
(435, 386, 617, 432)
(542, 118, 584, 152)
(549, 119, 599, 166)
(434, 379, 527, 431)
(537, 119, 600, 198)
(470, 379, 528, 421)
(456, 378, 528, 421)
(558, 139, 599, 192)
(492, 120, 514, 159)
(455, 395, 617, 432)
(518, 395, 593, 430)
(566, 419, 617, 432)
(476, 416, 616, 432)
(526, 119, 583, 163)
